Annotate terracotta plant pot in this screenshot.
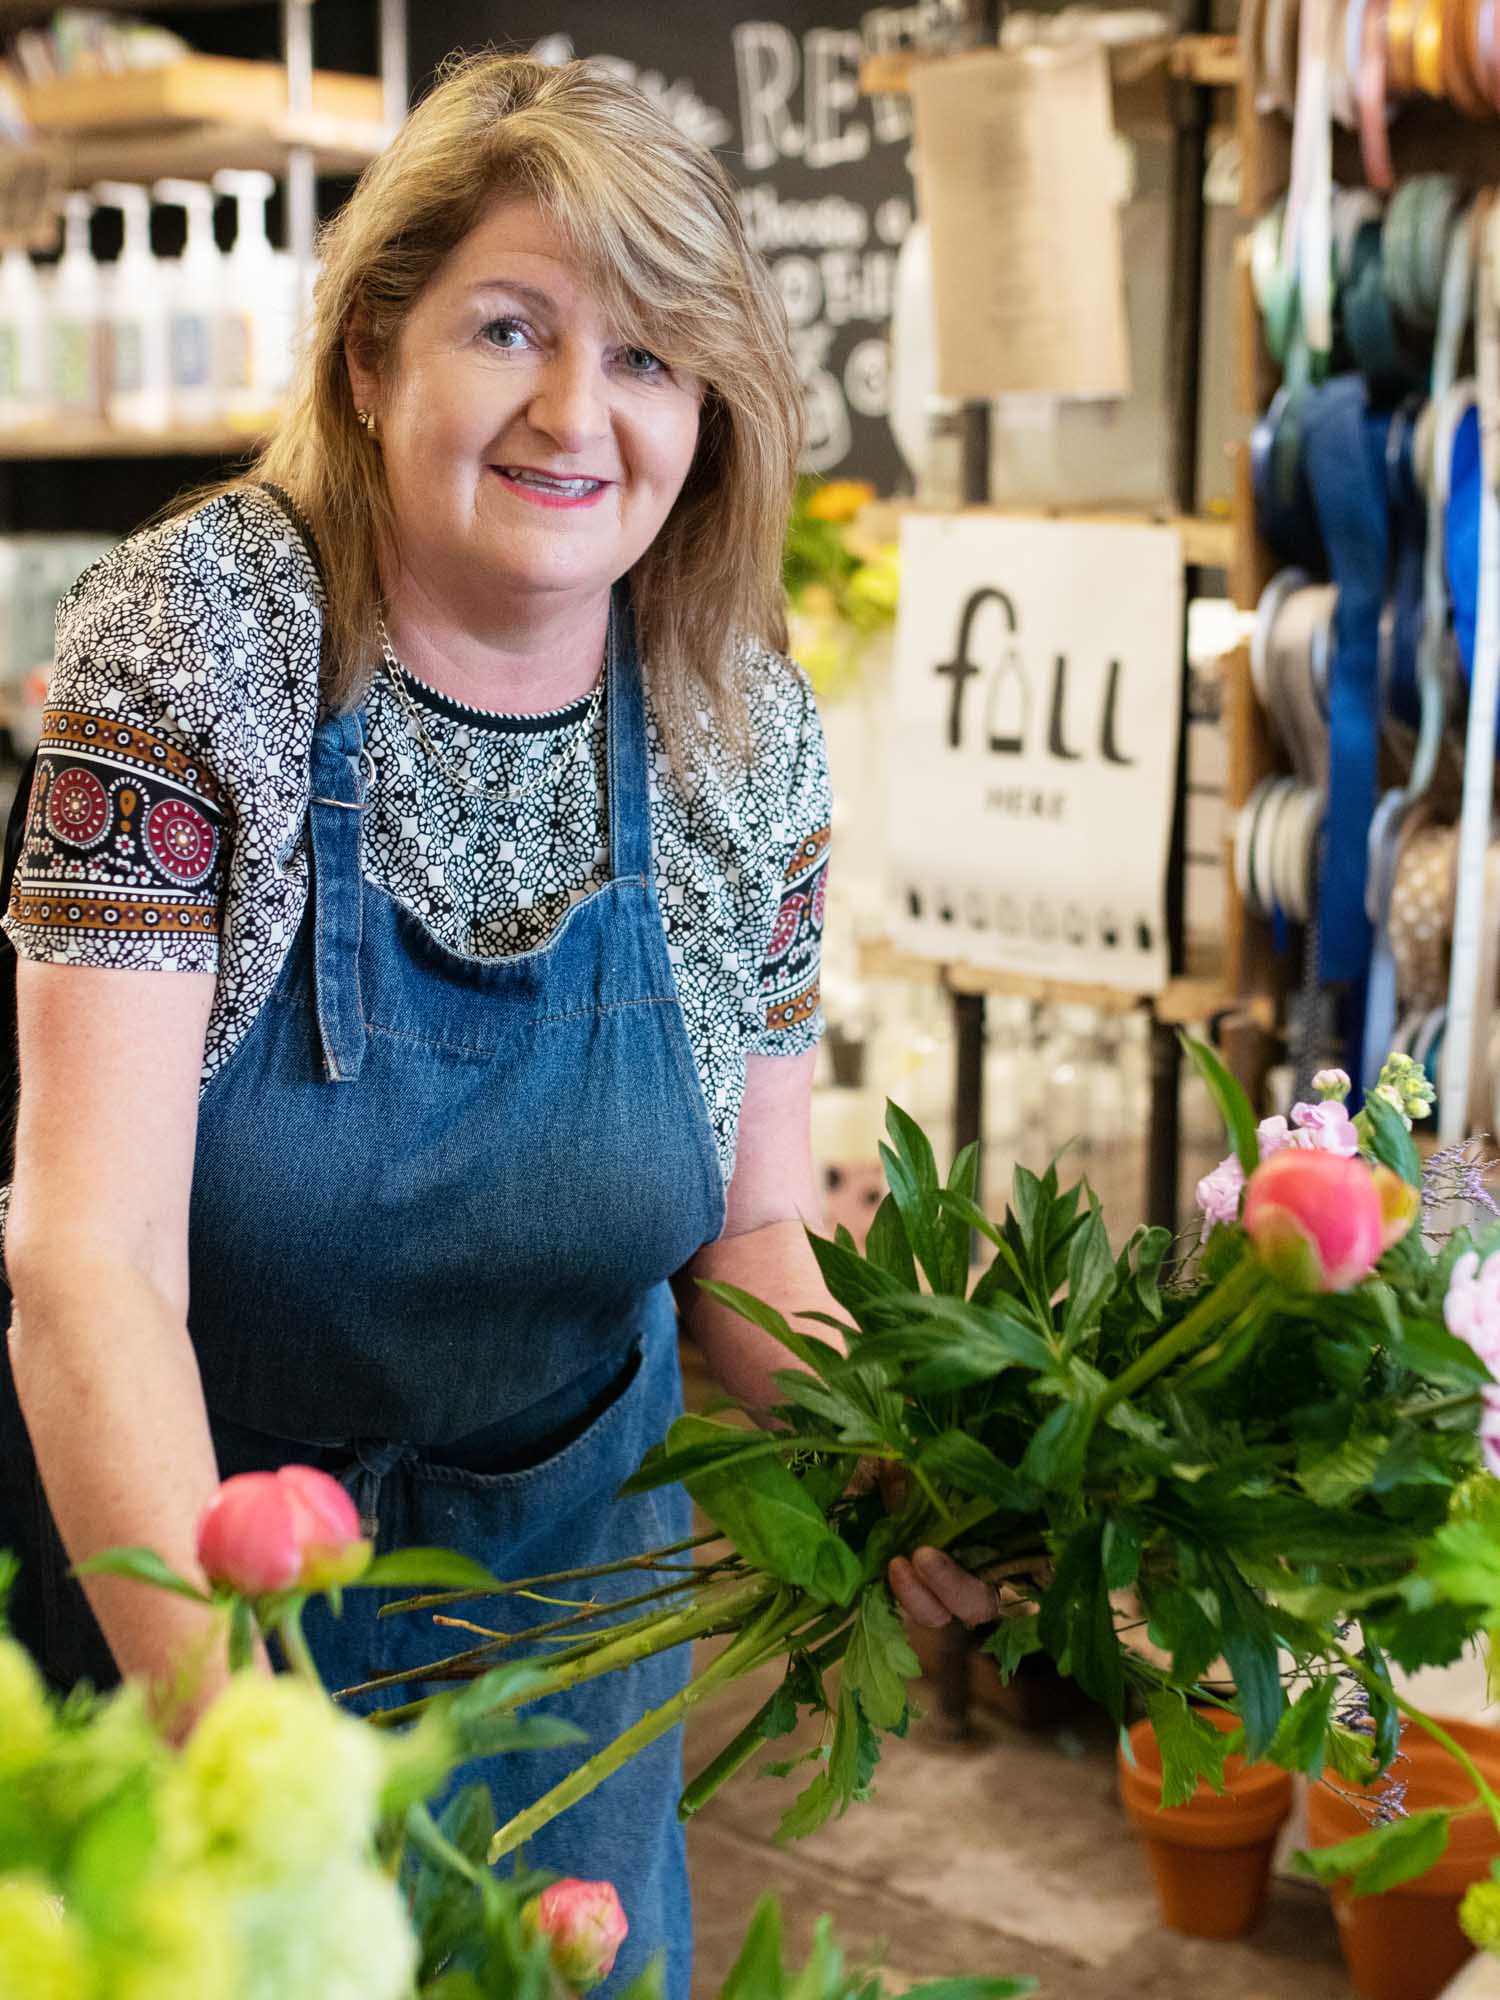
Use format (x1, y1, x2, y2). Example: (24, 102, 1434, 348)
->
(1119, 1706, 1295, 1940)
(1307, 1714, 1500, 2000)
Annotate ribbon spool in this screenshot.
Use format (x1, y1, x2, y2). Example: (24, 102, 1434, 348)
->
(1237, 571, 1335, 925)
(1383, 175, 1465, 336)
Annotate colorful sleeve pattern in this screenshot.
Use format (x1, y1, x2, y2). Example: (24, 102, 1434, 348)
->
(758, 822, 830, 1038)
(6, 704, 228, 965)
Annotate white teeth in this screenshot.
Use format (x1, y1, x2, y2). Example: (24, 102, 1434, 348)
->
(501, 468, 601, 495)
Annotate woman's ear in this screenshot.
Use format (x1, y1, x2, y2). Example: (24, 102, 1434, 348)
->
(343, 306, 381, 420)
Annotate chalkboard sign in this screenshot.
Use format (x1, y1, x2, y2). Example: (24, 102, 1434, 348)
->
(412, 2, 967, 491)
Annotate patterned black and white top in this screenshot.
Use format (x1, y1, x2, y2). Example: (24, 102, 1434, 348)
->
(1, 484, 830, 1185)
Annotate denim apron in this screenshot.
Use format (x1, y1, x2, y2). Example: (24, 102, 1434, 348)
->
(4, 599, 726, 2000)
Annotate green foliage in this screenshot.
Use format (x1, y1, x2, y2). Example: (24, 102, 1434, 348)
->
(1182, 1034, 1260, 1176)
(1142, 1693, 1236, 1806)
(1295, 1808, 1452, 1896)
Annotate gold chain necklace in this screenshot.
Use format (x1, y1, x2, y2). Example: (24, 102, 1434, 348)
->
(377, 616, 605, 806)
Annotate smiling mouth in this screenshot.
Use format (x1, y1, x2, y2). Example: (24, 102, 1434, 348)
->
(494, 466, 609, 498)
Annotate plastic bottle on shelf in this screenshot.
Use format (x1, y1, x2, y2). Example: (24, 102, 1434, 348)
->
(46, 193, 103, 424)
(0, 245, 48, 430)
(93, 182, 171, 433)
(212, 169, 297, 427)
(154, 178, 222, 427)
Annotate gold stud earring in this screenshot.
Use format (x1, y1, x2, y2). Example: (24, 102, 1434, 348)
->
(356, 407, 377, 437)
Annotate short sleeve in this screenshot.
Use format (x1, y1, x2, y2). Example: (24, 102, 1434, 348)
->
(746, 670, 831, 1058)
(1, 529, 240, 975)
(4, 706, 228, 970)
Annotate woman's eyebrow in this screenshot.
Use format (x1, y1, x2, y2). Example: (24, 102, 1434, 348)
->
(469, 279, 557, 312)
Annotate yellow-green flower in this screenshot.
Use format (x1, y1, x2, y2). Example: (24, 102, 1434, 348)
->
(162, 1677, 384, 1874)
(234, 1859, 417, 2000)
(0, 1637, 53, 1777)
(107, 1872, 238, 2000)
(0, 1876, 91, 2000)
(1461, 1874, 1500, 1954)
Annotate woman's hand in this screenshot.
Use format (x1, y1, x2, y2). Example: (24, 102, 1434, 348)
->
(888, 1547, 1002, 1628)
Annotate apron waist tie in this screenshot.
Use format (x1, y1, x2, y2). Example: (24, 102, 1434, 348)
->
(347, 1437, 417, 1541)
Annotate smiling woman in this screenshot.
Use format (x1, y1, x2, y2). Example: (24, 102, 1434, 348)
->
(0, 54, 985, 2000)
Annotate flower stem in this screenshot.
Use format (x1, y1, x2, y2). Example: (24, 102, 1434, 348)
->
(487, 1593, 804, 1862)
(1095, 1258, 1265, 1420)
(364, 1574, 777, 1730)
(376, 1533, 726, 1619)
(274, 1597, 325, 1693)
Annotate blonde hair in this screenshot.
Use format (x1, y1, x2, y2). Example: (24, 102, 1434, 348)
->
(245, 52, 803, 762)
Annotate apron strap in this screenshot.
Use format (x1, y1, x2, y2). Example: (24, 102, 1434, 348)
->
(606, 592, 653, 885)
(308, 709, 373, 1083)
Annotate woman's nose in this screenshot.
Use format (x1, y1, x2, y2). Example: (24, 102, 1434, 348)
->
(528, 352, 610, 457)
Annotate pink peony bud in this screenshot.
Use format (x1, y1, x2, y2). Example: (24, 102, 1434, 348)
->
(197, 1466, 370, 1597)
(1242, 1149, 1408, 1292)
(521, 1879, 629, 1992)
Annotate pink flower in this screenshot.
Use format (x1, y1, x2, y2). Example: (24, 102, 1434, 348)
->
(1288, 1100, 1361, 1155)
(1255, 1115, 1295, 1156)
(1444, 1252, 1500, 1474)
(521, 1880, 629, 1991)
(1195, 1155, 1245, 1240)
(1242, 1150, 1417, 1292)
(197, 1466, 371, 1597)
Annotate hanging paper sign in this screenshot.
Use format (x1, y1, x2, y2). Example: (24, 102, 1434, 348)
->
(886, 514, 1185, 992)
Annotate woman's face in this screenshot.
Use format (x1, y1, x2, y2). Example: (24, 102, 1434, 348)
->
(351, 196, 705, 627)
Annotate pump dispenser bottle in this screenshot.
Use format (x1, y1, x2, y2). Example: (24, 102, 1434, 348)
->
(154, 178, 221, 425)
(94, 182, 170, 432)
(212, 169, 297, 425)
(0, 243, 47, 429)
(47, 193, 103, 422)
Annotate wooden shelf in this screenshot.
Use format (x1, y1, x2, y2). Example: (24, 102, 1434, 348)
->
(16, 57, 387, 183)
(859, 34, 1241, 99)
(856, 936, 1275, 1029)
(0, 420, 267, 459)
(853, 499, 1233, 572)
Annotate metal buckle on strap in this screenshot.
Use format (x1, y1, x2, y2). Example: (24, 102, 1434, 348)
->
(313, 745, 376, 810)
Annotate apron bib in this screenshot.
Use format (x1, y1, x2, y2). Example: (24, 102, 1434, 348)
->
(5, 597, 726, 2000)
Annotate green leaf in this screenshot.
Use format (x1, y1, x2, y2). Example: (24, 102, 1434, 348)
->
(1143, 1692, 1234, 1807)
(719, 1896, 785, 2000)
(1296, 1432, 1391, 1508)
(1363, 1089, 1422, 1187)
(843, 1585, 920, 1730)
(1366, 1600, 1475, 1674)
(775, 1770, 839, 1843)
(1063, 1195, 1116, 1346)
(864, 1193, 918, 1289)
(618, 1433, 784, 1498)
(938, 1141, 982, 1296)
(1424, 1520, 1500, 1615)
(1142, 1583, 1219, 1687)
(984, 1613, 1043, 1680)
(69, 1547, 214, 1604)
(1386, 1318, 1494, 1391)
(65, 1769, 158, 1930)
(806, 1229, 906, 1326)
(1101, 1520, 1142, 1592)
(1182, 1034, 1259, 1177)
(668, 1415, 861, 1606)
(1206, 1556, 1284, 1757)
(1037, 1522, 1124, 1721)
(902, 1985, 1038, 2000)
(1020, 1401, 1093, 1495)
(1294, 1808, 1451, 1896)
(1267, 1678, 1336, 1777)
(1326, 1725, 1378, 1786)
(918, 1431, 1038, 1513)
(358, 1549, 505, 1594)
(880, 1100, 944, 1291)
(694, 1281, 847, 1381)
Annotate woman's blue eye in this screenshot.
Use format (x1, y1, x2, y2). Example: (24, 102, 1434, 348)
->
(481, 317, 530, 349)
(622, 347, 666, 376)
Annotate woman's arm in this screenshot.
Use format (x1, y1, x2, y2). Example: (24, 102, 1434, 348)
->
(6, 959, 245, 1721)
(672, 1048, 995, 1629)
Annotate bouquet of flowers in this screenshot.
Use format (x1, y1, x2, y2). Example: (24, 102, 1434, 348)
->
(782, 478, 899, 700)
(359, 1041, 1500, 1959)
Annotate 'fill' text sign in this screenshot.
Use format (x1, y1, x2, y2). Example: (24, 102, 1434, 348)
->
(887, 515, 1185, 992)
